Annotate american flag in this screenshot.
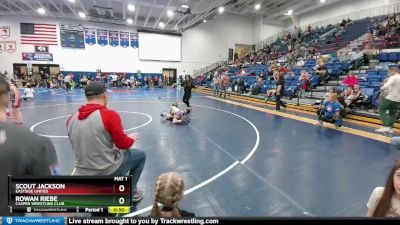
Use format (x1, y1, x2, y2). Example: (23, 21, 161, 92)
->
(20, 23, 58, 46)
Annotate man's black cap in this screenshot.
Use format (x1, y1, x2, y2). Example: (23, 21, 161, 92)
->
(85, 82, 106, 97)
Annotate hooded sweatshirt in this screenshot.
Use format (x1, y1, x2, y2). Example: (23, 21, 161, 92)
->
(67, 104, 134, 175)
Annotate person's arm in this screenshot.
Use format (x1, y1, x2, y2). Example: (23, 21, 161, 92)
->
(366, 187, 381, 217)
(101, 109, 135, 150)
(381, 76, 394, 91)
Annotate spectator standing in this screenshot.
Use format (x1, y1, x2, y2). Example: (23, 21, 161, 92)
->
(375, 68, 400, 133)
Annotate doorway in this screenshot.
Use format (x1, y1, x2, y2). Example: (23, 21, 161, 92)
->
(32, 64, 60, 76)
(162, 68, 177, 85)
(13, 63, 28, 79)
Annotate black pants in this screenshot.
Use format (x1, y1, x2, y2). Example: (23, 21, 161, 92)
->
(65, 82, 71, 92)
(276, 95, 286, 110)
(183, 92, 191, 107)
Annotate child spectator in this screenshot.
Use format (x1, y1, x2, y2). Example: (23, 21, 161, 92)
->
(23, 84, 35, 100)
(150, 172, 195, 217)
(317, 93, 343, 127)
(367, 160, 400, 217)
(298, 71, 310, 98)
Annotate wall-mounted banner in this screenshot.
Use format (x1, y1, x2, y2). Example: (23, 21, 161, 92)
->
(22, 52, 53, 61)
(120, 31, 129, 48)
(130, 32, 138, 48)
(0, 26, 10, 39)
(108, 30, 119, 47)
(5, 41, 16, 53)
(35, 45, 49, 53)
(97, 29, 108, 46)
(84, 28, 96, 45)
(0, 42, 5, 53)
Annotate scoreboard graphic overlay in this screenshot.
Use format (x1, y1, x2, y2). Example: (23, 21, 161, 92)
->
(8, 176, 131, 214)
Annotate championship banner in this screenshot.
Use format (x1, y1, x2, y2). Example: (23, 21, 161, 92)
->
(0, 42, 5, 53)
(22, 52, 53, 61)
(0, 26, 10, 39)
(97, 29, 108, 46)
(120, 31, 129, 48)
(108, 31, 119, 47)
(84, 28, 96, 45)
(130, 32, 138, 48)
(5, 41, 16, 53)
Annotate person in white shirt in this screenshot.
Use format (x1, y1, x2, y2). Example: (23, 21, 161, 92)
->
(367, 160, 400, 217)
(23, 84, 34, 100)
(64, 74, 71, 93)
(375, 68, 400, 133)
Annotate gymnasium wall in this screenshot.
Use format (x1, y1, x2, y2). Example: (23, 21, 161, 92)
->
(0, 13, 256, 76)
(179, 13, 256, 74)
(299, 0, 400, 27)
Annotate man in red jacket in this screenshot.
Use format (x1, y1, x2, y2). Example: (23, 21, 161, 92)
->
(67, 82, 146, 202)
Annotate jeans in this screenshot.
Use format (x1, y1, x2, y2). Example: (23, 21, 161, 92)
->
(214, 84, 220, 96)
(113, 149, 146, 193)
(379, 98, 400, 127)
(220, 86, 227, 98)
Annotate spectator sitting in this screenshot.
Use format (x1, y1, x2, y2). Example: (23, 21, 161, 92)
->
(22, 84, 34, 100)
(237, 78, 245, 94)
(67, 82, 146, 202)
(316, 93, 343, 127)
(367, 160, 400, 217)
(342, 72, 359, 89)
(150, 172, 195, 217)
(344, 84, 364, 109)
(340, 19, 347, 29)
(296, 58, 305, 67)
(314, 59, 329, 84)
(250, 77, 263, 95)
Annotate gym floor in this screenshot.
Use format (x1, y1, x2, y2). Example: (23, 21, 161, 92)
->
(21, 87, 400, 217)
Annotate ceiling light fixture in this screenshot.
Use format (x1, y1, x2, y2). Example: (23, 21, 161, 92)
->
(68, 0, 76, 3)
(167, 10, 174, 17)
(37, 8, 46, 14)
(159, 22, 165, 28)
(218, 6, 224, 14)
(126, 18, 133, 24)
(320, 0, 326, 3)
(284, 9, 293, 15)
(128, 4, 135, 12)
(182, 4, 189, 9)
(255, 4, 261, 10)
(203, 19, 207, 23)
(78, 12, 86, 18)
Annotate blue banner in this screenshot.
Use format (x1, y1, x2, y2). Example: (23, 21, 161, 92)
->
(84, 28, 96, 45)
(22, 52, 53, 61)
(2, 217, 64, 225)
(130, 32, 138, 48)
(108, 30, 119, 47)
(97, 29, 108, 46)
(120, 31, 129, 48)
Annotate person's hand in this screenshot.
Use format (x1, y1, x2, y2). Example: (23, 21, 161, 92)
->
(128, 133, 139, 141)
